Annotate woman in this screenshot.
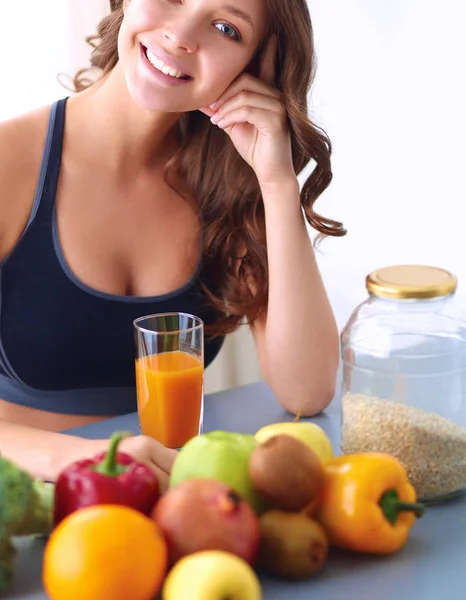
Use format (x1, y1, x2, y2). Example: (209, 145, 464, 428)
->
(0, 0, 344, 484)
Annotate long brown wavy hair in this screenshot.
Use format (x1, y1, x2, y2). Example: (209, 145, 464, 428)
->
(72, 0, 346, 337)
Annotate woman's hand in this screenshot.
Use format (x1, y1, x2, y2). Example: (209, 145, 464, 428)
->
(117, 435, 177, 491)
(77, 435, 177, 492)
(199, 37, 295, 189)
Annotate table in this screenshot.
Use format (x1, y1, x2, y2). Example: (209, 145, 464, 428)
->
(10, 381, 466, 599)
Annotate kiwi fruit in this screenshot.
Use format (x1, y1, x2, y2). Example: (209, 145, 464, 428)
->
(248, 434, 324, 511)
(257, 510, 329, 579)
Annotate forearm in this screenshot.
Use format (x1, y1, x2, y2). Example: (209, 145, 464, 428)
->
(0, 418, 101, 481)
(258, 179, 340, 415)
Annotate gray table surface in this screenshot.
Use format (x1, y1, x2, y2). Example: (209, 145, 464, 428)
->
(10, 381, 466, 599)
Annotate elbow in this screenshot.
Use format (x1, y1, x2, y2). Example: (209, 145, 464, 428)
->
(266, 357, 339, 417)
(277, 381, 337, 418)
(267, 366, 338, 418)
(261, 338, 340, 418)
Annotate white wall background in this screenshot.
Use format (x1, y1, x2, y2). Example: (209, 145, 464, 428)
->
(306, 0, 466, 332)
(1, 0, 465, 393)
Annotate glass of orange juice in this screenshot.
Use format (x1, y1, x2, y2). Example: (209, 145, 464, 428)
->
(134, 313, 204, 449)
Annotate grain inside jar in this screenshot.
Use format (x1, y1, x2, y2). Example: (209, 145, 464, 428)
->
(341, 393, 466, 501)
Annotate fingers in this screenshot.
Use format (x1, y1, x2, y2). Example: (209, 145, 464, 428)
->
(210, 92, 286, 134)
(145, 462, 171, 493)
(211, 91, 282, 126)
(207, 82, 285, 135)
(207, 73, 281, 113)
(214, 106, 285, 134)
(260, 35, 279, 86)
(150, 440, 178, 474)
(156, 468, 170, 493)
(198, 106, 216, 118)
(216, 106, 280, 133)
(148, 439, 176, 492)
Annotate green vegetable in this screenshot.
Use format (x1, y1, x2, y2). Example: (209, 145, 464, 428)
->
(0, 455, 54, 593)
(0, 541, 15, 593)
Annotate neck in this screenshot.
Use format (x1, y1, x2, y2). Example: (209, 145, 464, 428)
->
(67, 63, 183, 176)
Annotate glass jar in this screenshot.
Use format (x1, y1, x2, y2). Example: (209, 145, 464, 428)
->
(341, 265, 466, 504)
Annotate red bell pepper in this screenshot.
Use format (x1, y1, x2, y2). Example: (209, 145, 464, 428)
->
(53, 431, 160, 526)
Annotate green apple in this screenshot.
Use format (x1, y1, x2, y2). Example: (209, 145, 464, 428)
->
(162, 550, 262, 600)
(169, 431, 267, 514)
(255, 422, 334, 462)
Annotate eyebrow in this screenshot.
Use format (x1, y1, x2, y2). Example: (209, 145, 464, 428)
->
(222, 4, 255, 30)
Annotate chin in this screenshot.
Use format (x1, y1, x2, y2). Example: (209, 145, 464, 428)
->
(124, 73, 203, 113)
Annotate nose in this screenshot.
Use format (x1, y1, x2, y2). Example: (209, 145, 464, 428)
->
(162, 21, 199, 54)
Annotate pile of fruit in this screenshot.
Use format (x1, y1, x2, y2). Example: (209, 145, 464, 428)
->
(0, 421, 426, 599)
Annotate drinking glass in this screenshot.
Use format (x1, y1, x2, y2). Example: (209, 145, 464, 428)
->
(134, 313, 204, 449)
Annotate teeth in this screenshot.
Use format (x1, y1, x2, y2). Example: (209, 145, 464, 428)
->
(145, 48, 187, 79)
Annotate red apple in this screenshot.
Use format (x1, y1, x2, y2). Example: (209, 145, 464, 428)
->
(151, 478, 260, 565)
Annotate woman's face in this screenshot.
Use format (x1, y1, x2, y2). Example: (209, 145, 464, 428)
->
(118, 0, 268, 112)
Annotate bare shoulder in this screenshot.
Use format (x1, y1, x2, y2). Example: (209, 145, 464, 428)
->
(0, 104, 51, 260)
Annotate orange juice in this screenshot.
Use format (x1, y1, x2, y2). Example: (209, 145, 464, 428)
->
(135, 351, 203, 448)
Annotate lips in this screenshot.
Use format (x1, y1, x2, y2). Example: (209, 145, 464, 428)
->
(141, 44, 192, 80)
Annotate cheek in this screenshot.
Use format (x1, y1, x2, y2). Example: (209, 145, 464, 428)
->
(126, 0, 160, 30)
(118, 0, 161, 54)
(198, 54, 247, 101)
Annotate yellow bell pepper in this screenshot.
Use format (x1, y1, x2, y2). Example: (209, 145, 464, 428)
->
(315, 453, 425, 554)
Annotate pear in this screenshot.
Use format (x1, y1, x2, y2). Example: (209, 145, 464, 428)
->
(162, 550, 262, 600)
(255, 422, 333, 462)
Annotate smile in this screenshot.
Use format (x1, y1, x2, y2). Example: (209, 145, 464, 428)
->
(141, 45, 191, 80)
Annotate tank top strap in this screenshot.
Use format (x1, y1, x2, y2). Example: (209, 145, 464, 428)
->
(31, 97, 68, 224)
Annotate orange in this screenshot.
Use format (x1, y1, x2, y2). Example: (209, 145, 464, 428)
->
(43, 504, 167, 600)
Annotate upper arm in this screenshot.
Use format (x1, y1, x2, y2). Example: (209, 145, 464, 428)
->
(250, 310, 270, 381)
(0, 107, 49, 261)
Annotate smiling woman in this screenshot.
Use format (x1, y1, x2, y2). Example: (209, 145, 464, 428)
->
(73, 0, 345, 335)
(0, 0, 343, 481)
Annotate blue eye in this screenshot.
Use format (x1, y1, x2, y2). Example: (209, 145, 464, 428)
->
(215, 23, 241, 41)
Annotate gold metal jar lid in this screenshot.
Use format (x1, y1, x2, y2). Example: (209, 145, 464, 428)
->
(366, 265, 457, 299)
